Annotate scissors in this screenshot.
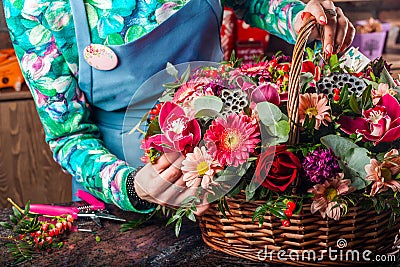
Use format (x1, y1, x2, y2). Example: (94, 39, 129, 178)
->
(29, 190, 126, 228)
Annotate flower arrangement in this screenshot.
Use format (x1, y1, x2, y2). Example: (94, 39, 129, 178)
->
(138, 48, 400, 233)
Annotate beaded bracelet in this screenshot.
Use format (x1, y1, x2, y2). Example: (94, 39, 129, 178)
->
(126, 167, 155, 211)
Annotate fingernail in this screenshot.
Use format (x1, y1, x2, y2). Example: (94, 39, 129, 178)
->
(325, 44, 333, 56)
(319, 16, 327, 25)
(301, 12, 312, 21)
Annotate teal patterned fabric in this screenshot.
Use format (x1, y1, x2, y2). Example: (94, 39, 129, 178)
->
(3, 0, 305, 212)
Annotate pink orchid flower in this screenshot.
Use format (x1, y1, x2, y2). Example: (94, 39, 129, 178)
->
(338, 94, 400, 144)
(146, 102, 201, 154)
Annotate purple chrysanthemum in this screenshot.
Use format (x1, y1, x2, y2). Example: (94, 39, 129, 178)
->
(303, 148, 341, 184)
(209, 81, 225, 96)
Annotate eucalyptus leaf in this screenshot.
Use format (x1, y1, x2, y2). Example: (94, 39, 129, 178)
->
(320, 134, 358, 159)
(157, 92, 174, 103)
(257, 102, 282, 126)
(194, 96, 223, 114)
(195, 109, 221, 118)
(340, 147, 371, 189)
(166, 62, 179, 78)
(266, 120, 290, 142)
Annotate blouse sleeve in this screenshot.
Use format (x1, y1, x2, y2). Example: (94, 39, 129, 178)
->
(3, 0, 152, 213)
(224, 0, 306, 44)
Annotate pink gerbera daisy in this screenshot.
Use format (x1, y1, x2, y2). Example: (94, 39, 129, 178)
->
(181, 146, 221, 189)
(299, 93, 332, 130)
(238, 61, 271, 78)
(204, 113, 260, 167)
(172, 77, 213, 105)
(308, 173, 355, 220)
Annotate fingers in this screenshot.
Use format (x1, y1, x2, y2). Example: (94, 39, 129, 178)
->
(334, 7, 355, 53)
(152, 152, 181, 173)
(160, 177, 201, 206)
(332, 7, 347, 53)
(305, 0, 329, 26)
(152, 156, 184, 196)
(320, 1, 337, 55)
(135, 152, 211, 213)
(134, 154, 184, 201)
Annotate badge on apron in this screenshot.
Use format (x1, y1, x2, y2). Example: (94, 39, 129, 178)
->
(83, 44, 118, 71)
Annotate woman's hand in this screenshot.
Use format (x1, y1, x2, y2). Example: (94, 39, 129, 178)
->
(134, 152, 209, 215)
(294, 0, 356, 55)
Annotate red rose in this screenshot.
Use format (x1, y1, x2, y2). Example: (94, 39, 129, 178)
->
(255, 145, 301, 192)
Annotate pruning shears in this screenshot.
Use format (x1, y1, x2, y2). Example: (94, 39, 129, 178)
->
(29, 190, 126, 228)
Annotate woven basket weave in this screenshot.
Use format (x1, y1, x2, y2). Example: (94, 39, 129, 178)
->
(198, 18, 400, 266)
(198, 193, 399, 266)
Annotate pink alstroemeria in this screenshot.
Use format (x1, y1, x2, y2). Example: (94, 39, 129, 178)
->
(338, 94, 400, 144)
(371, 83, 396, 105)
(146, 102, 201, 154)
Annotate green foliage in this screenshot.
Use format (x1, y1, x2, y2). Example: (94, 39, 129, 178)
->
(120, 207, 159, 233)
(321, 135, 371, 189)
(166, 195, 200, 237)
(257, 102, 290, 145)
(194, 96, 223, 118)
(252, 195, 310, 226)
(0, 201, 40, 263)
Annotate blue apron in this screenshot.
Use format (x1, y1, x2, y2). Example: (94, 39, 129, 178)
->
(69, 0, 224, 197)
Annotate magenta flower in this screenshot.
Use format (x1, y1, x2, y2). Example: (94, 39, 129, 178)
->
(338, 94, 400, 144)
(303, 148, 341, 184)
(246, 82, 281, 106)
(204, 113, 260, 167)
(145, 102, 201, 154)
(238, 61, 271, 78)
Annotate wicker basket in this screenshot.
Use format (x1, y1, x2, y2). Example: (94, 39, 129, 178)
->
(198, 18, 400, 266)
(199, 193, 399, 266)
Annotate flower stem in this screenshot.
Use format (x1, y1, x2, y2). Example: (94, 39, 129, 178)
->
(7, 198, 24, 214)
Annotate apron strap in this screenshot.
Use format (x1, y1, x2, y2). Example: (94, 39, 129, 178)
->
(205, 0, 223, 22)
(70, 0, 93, 102)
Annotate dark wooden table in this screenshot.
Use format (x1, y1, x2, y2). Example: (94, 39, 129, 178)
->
(0, 204, 274, 267)
(0, 204, 398, 267)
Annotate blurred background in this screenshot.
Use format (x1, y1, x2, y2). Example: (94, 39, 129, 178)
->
(0, 0, 400, 208)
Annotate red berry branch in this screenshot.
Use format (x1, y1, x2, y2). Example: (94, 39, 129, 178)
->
(0, 198, 74, 264)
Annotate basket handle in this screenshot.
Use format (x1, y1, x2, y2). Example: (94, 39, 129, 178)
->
(287, 17, 319, 145)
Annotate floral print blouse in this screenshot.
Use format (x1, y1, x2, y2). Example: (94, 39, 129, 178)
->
(3, 0, 305, 212)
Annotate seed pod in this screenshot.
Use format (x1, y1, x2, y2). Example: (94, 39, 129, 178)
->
(220, 89, 249, 116)
(317, 73, 366, 100)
